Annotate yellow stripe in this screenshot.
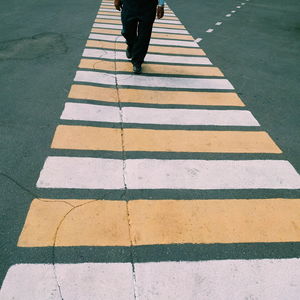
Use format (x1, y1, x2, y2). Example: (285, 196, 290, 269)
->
(129, 199, 300, 245)
(95, 18, 122, 24)
(86, 40, 206, 55)
(18, 199, 130, 247)
(68, 84, 245, 106)
(79, 58, 224, 77)
(51, 126, 122, 151)
(51, 126, 281, 153)
(94, 19, 185, 29)
(91, 28, 121, 35)
(68, 84, 118, 103)
(90, 28, 193, 40)
(97, 12, 178, 20)
(18, 198, 300, 247)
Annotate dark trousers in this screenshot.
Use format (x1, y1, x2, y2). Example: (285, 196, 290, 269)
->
(121, 0, 158, 65)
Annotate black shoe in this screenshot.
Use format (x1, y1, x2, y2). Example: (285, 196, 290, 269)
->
(126, 47, 132, 59)
(133, 63, 142, 74)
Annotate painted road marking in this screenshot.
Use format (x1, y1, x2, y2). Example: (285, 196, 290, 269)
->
(94, 20, 186, 29)
(1, 260, 300, 299)
(61, 103, 257, 126)
(51, 125, 281, 153)
(96, 15, 181, 24)
(68, 84, 245, 106)
(97, 14, 180, 21)
(18, 198, 300, 247)
(86, 39, 206, 55)
(98, 9, 175, 17)
(0, 264, 134, 299)
(36, 157, 124, 189)
(91, 28, 193, 41)
(134, 260, 300, 299)
(74, 71, 234, 90)
(18, 199, 130, 247)
(96, 10, 181, 24)
(79, 59, 222, 76)
(92, 23, 189, 34)
(126, 159, 300, 189)
(82, 48, 211, 65)
(89, 33, 198, 47)
(36, 158, 300, 189)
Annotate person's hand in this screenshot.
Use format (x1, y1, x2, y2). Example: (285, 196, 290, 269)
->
(114, 0, 122, 11)
(157, 6, 164, 19)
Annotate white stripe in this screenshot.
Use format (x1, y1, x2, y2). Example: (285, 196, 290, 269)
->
(122, 107, 259, 126)
(96, 15, 121, 20)
(74, 71, 234, 90)
(61, 103, 260, 126)
(154, 19, 181, 24)
(36, 157, 300, 189)
(2, 260, 300, 299)
(0, 263, 134, 300)
(36, 157, 124, 189)
(89, 33, 198, 47)
(82, 49, 210, 65)
(134, 259, 300, 299)
(61, 103, 121, 123)
(93, 23, 189, 34)
(125, 159, 300, 189)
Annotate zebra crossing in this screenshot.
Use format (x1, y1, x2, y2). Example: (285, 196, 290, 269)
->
(1, 0, 300, 299)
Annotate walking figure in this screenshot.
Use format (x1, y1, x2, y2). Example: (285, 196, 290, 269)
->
(114, 0, 165, 74)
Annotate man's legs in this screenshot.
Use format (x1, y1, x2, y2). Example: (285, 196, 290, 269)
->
(131, 19, 154, 66)
(121, 12, 138, 54)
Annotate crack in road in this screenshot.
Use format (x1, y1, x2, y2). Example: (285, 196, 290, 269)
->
(0, 172, 40, 199)
(113, 35, 138, 300)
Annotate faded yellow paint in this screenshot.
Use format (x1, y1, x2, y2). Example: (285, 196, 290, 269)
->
(68, 84, 118, 103)
(118, 89, 245, 106)
(94, 19, 185, 29)
(86, 40, 206, 55)
(124, 129, 282, 153)
(90, 28, 193, 40)
(18, 199, 130, 247)
(91, 28, 121, 35)
(19, 199, 300, 247)
(97, 12, 178, 20)
(51, 125, 123, 151)
(68, 84, 245, 106)
(151, 32, 193, 40)
(97, 11, 120, 15)
(51, 126, 281, 153)
(95, 18, 122, 24)
(153, 23, 185, 29)
(86, 40, 127, 50)
(18, 199, 89, 247)
(79, 58, 224, 77)
(129, 199, 300, 245)
(79, 59, 115, 72)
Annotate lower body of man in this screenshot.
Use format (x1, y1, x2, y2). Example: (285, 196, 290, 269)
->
(121, 0, 158, 74)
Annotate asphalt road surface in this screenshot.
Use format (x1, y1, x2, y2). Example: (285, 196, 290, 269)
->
(0, 0, 299, 298)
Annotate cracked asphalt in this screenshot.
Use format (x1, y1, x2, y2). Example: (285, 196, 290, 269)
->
(0, 0, 300, 297)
